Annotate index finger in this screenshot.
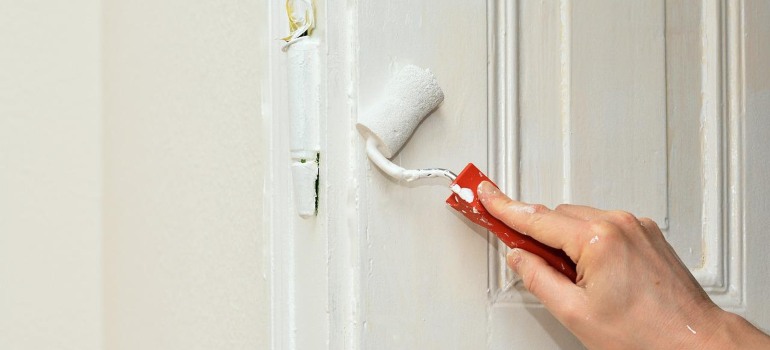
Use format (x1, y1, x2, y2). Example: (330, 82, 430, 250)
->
(477, 181, 585, 262)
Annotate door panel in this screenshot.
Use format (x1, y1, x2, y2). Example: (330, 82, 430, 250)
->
(569, 0, 668, 225)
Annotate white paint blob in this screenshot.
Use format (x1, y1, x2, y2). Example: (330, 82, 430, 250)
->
(506, 204, 535, 214)
(590, 235, 599, 244)
(686, 325, 697, 334)
(451, 184, 475, 203)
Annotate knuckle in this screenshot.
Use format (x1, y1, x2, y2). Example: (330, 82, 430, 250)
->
(585, 219, 624, 249)
(525, 204, 550, 227)
(609, 210, 639, 227)
(554, 204, 571, 212)
(530, 204, 550, 215)
(639, 217, 659, 230)
(639, 217, 664, 236)
(587, 219, 616, 237)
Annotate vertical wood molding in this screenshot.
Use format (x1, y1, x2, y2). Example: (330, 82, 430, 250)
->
(487, 0, 523, 303)
(724, 0, 745, 311)
(325, 0, 365, 348)
(270, 0, 389, 346)
(559, 0, 573, 204)
(688, 0, 744, 310)
(269, 0, 367, 348)
(702, 0, 744, 310)
(267, 1, 297, 346)
(692, 0, 725, 291)
(268, 1, 339, 348)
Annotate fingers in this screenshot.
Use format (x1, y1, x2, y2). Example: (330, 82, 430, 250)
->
(478, 181, 585, 260)
(507, 248, 583, 315)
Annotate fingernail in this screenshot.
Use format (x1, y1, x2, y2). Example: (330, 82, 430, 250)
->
(506, 248, 523, 271)
(477, 181, 499, 204)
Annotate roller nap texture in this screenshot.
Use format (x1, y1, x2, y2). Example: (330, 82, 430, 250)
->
(356, 65, 444, 158)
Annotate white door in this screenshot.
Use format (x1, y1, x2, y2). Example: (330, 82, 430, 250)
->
(267, 0, 770, 348)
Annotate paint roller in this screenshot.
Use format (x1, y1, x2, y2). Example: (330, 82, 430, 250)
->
(357, 65, 578, 283)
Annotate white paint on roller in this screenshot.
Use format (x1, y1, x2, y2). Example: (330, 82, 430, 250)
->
(365, 138, 455, 182)
(357, 65, 444, 158)
(357, 65, 455, 184)
(451, 184, 475, 203)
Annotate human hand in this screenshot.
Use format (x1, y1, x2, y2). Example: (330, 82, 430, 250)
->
(477, 181, 770, 350)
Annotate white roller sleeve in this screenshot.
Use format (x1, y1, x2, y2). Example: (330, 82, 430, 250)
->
(356, 65, 444, 158)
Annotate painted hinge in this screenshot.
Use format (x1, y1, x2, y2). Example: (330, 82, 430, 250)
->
(283, 0, 319, 218)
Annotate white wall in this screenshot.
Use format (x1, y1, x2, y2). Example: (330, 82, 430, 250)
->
(0, 1, 103, 349)
(102, 1, 270, 349)
(1, 1, 271, 348)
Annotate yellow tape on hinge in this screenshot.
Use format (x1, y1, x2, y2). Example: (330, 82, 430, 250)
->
(282, 0, 316, 43)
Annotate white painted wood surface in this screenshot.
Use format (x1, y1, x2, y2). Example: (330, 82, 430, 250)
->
(268, 0, 770, 348)
(743, 0, 770, 329)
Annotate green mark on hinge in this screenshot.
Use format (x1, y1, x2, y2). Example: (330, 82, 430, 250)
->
(314, 153, 320, 214)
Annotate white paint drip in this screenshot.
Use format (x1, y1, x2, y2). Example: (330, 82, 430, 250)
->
(451, 184, 474, 203)
(506, 204, 535, 214)
(590, 235, 599, 244)
(686, 325, 697, 334)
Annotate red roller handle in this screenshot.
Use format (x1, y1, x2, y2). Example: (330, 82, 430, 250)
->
(446, 163, 578, 283)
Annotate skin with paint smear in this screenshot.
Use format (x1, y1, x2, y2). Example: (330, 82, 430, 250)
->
(477, 181, 770, 350)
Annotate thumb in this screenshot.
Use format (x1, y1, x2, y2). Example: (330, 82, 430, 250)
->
(507, 248, 582, 311)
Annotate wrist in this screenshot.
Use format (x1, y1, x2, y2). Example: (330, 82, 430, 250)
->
(702, 310, 770, 349)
